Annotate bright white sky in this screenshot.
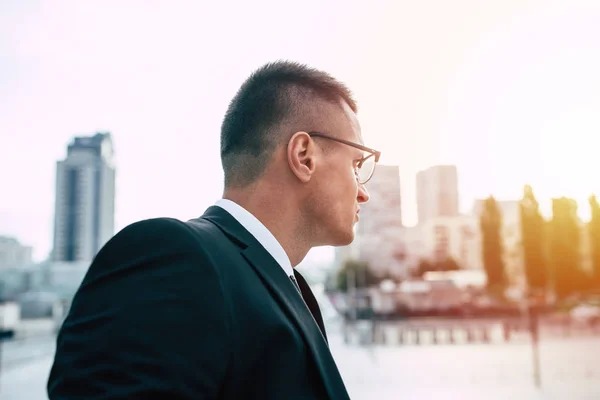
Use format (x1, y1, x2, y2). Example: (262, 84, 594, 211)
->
(1, 0, 600, 262)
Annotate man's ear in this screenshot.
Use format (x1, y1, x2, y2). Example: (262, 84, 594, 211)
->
(287, 132, 317, 183)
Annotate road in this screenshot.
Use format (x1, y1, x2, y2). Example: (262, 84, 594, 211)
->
(2, 325, 600, 399)
(0, 336, 56, 399)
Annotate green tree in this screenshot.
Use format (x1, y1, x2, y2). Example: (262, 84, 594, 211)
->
(520, 185, 548, 295)
(549, 197, 584, 299)
(588, 195, 600, 288)
(335, 259, 378, 292)
(480, 196, 506, 291)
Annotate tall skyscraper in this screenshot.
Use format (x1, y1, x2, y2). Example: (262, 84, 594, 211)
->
(356, 165, 405, 277)
(416, 165, 459, 224)
(357, 164, 402, 236)
(52, 132, 116, 262)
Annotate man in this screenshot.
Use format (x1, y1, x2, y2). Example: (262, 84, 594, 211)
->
(48, 60, 381, 399)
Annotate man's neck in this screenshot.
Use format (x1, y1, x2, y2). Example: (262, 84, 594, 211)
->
(222, 188, 311, 267)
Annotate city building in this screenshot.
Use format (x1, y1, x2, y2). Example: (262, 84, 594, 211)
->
(402, 215, 481, 272)
(357, 165, 402, 235)
(0, 236, 33, 268)
(416, 165, 459, 224)
(355, 165, 406, 278)
(399, 225, 427, 271)
(52, 132, 116, 263)
(358, 227, 407, 279)
(0, 260, 90, 303)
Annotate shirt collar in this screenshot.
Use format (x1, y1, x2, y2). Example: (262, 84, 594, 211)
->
(214, 199, 294, 278)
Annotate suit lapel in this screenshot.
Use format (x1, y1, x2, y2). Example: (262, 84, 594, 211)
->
(295, 270, 328, 343)
(241, 245, 347, 399)
(200, 206, 349, 400)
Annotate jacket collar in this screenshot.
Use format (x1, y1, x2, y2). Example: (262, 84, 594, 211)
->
(199, 206, 349, 399)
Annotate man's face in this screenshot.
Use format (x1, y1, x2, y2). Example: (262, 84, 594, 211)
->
(307, 102, 371, 246)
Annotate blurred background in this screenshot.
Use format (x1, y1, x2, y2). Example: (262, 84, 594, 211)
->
(2, 0, 600, 399)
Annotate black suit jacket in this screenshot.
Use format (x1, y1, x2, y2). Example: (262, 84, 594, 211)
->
(47, 206, 350, 399)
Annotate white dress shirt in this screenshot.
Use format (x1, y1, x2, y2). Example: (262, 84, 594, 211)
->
(215, 199, 327, 343)
(214, 199, 294, 279)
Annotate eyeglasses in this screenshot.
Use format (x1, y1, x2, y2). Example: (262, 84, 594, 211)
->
(308, 132, 381, 184)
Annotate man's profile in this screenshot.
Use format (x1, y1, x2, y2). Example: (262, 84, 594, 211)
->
(47, 60, 380, 399)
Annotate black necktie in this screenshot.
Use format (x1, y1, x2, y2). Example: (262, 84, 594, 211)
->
(290, 273, 328, 344)
(289, 275, 301, 294)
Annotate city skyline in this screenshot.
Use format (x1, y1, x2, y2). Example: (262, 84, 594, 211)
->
(3, 4, 600, 399)
(416, 165, 459, 224)
(52, 132, 115, 263)
(2, 2, 600, 261)
(3, 141, 600, 264)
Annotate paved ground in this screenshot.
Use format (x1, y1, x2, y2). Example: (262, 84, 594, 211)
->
(331, 335, 600, 399)
(0, 353, 53, 400)
(2, 328, 600, 399)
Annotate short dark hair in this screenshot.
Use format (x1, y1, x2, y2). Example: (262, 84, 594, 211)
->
(220, 60, 357, 188)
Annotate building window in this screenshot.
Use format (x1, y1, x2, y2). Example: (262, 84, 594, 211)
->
(65, 168, 79, 261)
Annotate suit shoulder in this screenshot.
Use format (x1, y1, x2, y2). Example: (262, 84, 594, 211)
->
(121, 217, 218, 239)
(118, 217, 188, 234)
(85, 216, 223, 292)
(116, 217, 199, 240)
(95, 217, 201, 260)
(183, 216, 222, 237)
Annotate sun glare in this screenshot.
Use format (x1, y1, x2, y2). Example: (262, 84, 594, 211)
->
(535, 109, 600, 221)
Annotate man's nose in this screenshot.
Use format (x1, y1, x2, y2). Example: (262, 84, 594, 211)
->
(357, 183, 370, 203)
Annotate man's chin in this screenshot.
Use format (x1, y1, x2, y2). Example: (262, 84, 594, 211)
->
(332, 230, 355, 247)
